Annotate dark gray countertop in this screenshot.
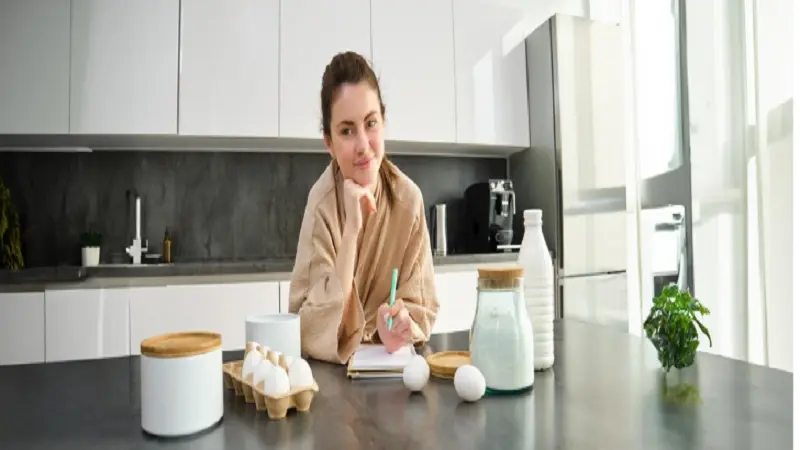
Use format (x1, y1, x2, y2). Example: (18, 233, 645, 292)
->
(0, 320, 791, 449)
(0, 252, 518, 291)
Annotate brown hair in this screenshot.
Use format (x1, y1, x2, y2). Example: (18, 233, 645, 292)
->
(321, 51, 398, 208)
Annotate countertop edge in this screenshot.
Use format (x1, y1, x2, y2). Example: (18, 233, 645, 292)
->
(0, 252, 520, 292)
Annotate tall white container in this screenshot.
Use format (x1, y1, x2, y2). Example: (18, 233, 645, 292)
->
(518, 209, 555, 370)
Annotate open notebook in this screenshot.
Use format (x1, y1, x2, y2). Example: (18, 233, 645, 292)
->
(346, 343, 416, 379)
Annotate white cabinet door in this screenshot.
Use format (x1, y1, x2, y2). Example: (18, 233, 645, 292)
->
(370, 0, 456, 143)
(453, 0, 530, 147)
(179, 0, 279, 137)
(279, 0, 371, 139)
(279, 281, 290, 313)
(0, 0, 70, 134)
(70, 0, 180, 134)
(129, 282, 280, 354)
(44, 288, 130, 362)
(126, 286, 170, 355)
(432, 271, 478, 334)
(0, 292, 45, 365)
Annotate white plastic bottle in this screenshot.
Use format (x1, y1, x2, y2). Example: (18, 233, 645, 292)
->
(518, 209, 555, 370)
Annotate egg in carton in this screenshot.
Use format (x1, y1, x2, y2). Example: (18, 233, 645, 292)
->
(222, 341, 319, 420)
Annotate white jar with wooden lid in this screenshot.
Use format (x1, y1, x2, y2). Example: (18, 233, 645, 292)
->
(140, 331, 223, 437)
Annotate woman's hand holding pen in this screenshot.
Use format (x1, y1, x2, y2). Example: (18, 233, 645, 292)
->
(377, 299, 412, 353)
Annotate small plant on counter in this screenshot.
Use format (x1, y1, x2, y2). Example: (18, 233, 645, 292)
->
(643, 283, 712, 373)
(0, 176, 24, 271)
(80, 229, 104, 248)
(80, 229, 103, 267)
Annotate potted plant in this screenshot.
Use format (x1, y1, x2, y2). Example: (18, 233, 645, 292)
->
(643, 283, 712, 373)
(80, 229, 103, 267)
(0, 176, 24, 271)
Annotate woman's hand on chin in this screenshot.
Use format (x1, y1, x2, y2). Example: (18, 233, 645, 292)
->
(376, 299, 412, 353)
(342, 178, 376, 232)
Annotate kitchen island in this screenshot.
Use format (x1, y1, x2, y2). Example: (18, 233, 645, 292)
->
(0, 320, 791, 449)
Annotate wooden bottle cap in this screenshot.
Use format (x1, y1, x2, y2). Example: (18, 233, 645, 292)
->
(477, 265, 524, 289)
(140, 331, 222, 358)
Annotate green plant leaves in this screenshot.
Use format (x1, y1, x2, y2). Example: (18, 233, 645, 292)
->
(643, 283, 712, 372)
(80, 230, 103, 248)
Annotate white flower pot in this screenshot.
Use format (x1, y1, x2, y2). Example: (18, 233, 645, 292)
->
(82, 246, 100, 267)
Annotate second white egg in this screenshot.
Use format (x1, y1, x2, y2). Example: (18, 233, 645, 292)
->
(288, 358, 315, 389)
(403, 355, 430, 392)
(262, 365, 291, 397)
(242, 349, 263, 380)
(252, 359, 275, 389)
(454, 365, 486, 402)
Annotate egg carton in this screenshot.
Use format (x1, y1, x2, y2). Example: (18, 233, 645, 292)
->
(222, 348, 319, 420)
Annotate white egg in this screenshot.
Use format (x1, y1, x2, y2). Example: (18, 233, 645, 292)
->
(252, 359, 275, 389)
(454, 365, 486, 402)
(242, 349, 263, 380)
(284, 355, 295, 368)
(402, 355, 430, 392)
(288, 358, 315, 389)
(261, 365, 291, 397)
(245, 341, 261, 353)
(266, 350, 281, 366)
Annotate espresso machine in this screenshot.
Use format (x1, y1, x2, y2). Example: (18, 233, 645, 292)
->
(463, 179, 517, 253)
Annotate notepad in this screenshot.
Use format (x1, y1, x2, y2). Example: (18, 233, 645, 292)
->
(346, 343, 416, 379)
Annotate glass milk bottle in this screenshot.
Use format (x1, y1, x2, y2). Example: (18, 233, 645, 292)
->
(469, 266, 534, 393)
(518, 209, 555, 370)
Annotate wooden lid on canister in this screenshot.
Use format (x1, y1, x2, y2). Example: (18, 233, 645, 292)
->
(477, 265, 524, 290)
(140, 331, 222, 358)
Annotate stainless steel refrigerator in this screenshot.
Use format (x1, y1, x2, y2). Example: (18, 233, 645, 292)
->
(510, 14, 633, 332)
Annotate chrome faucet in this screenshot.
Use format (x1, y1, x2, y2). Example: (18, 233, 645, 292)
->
(126, 194, 148, 264)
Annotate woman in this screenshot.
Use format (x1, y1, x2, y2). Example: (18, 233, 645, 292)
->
(288, 51, 440, 365)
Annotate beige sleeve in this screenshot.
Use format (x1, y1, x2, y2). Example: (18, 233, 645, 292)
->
(393, 200, 440, 344)
(288, 209, 366, 365)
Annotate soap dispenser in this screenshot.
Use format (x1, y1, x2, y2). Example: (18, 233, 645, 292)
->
(163, 228, 172, 264)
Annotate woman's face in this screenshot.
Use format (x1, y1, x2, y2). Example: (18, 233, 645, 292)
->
(325, 81, 385, 190)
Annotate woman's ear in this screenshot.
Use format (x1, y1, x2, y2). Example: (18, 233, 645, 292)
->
(323, 134, 334, 158)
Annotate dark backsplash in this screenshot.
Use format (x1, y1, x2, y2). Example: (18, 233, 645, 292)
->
(0, 151, 506, 267)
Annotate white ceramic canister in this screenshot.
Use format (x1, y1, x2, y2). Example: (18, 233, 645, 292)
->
(140, 331, 223, 437)
(245, 313, 301, 359)
(518, 209, 555, 371)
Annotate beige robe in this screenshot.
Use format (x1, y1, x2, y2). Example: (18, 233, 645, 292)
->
(288, 161, 439, 364)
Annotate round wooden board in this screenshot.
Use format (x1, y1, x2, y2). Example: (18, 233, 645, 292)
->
(430, 369, 455, 380)
(426, 351, 470, 378)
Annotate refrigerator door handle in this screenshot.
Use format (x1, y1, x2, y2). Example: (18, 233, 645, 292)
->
(559, 269, 627, 281)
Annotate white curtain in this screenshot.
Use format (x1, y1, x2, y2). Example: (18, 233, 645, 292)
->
(622, 0, 793, 371)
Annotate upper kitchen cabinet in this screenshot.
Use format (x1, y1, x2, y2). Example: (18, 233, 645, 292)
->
(370, 0, 456, 143)
(453, 0, 530, 147)
(0, 0, 70, 134)
(179, 0, 279, 137)
(279, 0, 371, 139)
(69, 0, 180, 135)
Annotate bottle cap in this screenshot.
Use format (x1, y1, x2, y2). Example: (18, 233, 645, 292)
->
(524, 209, 542, 224)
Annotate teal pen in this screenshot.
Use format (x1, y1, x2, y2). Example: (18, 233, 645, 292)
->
(387, 268, 399, 330)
